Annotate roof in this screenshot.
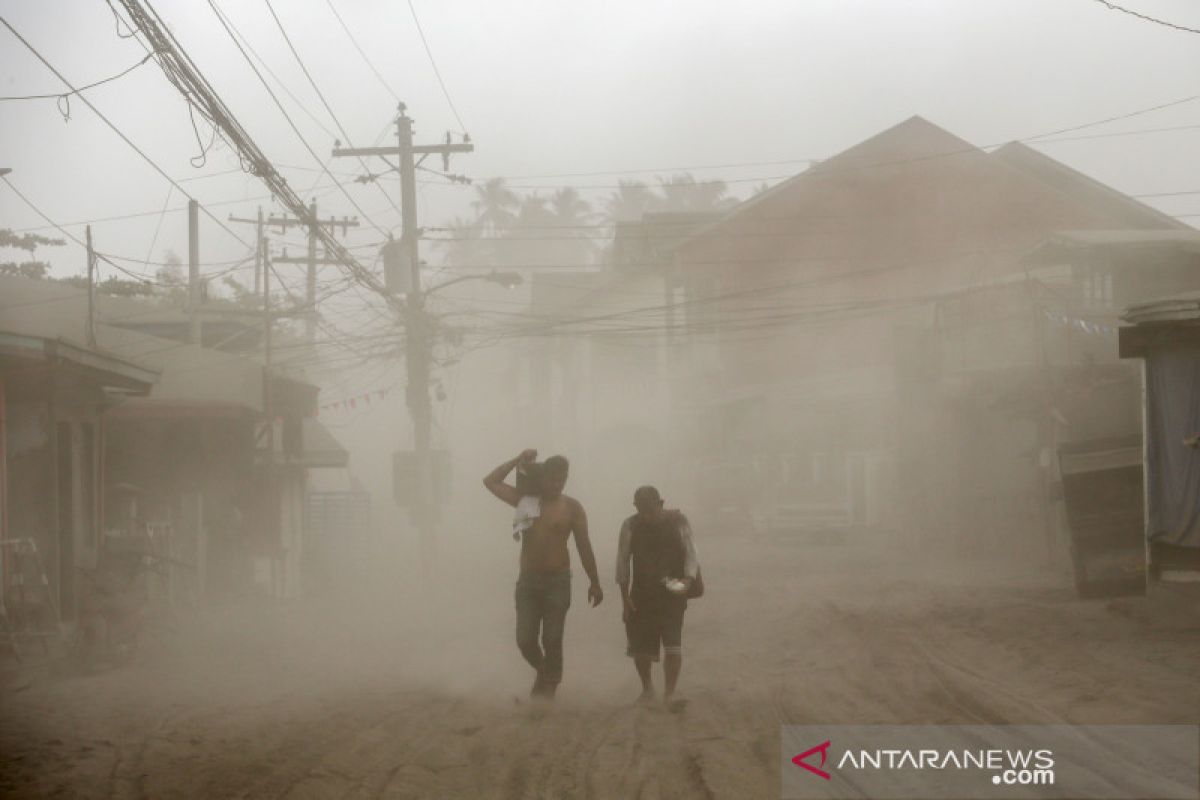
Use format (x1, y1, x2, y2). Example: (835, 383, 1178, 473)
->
(676, 115, 984, 249)
(1122, 291, 1200, 325)
(675, 116, 1188, 261)
(0, 275, 313, 413)
(0, 330, 157, 391)
(990, 142, 1187, 232)
(1025, 229, 1200, 266)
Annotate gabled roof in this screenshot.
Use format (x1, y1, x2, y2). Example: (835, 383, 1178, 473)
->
(678, 115, 984, 247)
(676, 115, 1188, 256)
(990, 141, 1186, 231)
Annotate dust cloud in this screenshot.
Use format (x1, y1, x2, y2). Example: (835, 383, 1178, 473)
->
(4, 1, 1200, 798)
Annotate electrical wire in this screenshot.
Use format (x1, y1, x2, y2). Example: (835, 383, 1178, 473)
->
(4, 175, 169, 287)
(0, 52, 153, 100)
(204, 0, 389, 235)
(113, 0, 406, 324)
(0, 15, 252, 251)
(406, 0, 468, 133)
(262, 0, 404, 219)
(1089, 0, 1200, 35)
(323, 0, 400, 102)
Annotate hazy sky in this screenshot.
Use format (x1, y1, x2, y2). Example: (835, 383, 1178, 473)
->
(3, 0, 1200, 288)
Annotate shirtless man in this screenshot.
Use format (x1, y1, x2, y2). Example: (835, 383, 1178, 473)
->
(484, 449, 603, 699)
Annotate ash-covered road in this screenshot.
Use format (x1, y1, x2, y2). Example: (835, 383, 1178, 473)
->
(3, 537, 1197, 799)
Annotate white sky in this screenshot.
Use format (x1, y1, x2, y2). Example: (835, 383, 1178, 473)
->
(3, 0, 1200, 289)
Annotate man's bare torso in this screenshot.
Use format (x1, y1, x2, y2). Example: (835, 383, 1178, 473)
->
(521, 494, 579, 574)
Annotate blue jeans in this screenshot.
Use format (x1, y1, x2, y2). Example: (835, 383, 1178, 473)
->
(514, 570, 571, 684)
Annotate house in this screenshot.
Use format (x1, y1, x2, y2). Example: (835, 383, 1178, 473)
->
(1119, 292, 1200, 580)
(0, 320, 156, 625)
(0, 275, 346, 608)
(668, 116, 1192, 550)
(516, 213, 717, 512)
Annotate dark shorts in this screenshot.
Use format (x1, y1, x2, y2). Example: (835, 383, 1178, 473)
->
(625, 599, 685, 662)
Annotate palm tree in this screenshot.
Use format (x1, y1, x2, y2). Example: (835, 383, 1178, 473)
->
(471, 177, 518, 230)
(602, 180, 657, 224)
(655, 174, 735, 213)
(548, 187, 592, 228)
(548, 187, 597, 266)
(434, 215, 489, 269)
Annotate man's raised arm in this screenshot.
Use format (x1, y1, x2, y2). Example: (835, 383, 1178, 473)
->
(483, 449, 535, 508)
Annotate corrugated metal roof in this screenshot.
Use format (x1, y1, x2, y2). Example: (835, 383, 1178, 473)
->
(1122, 292, 1200, 324)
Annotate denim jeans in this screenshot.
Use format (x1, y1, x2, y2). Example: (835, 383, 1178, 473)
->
(514, 570, 572, 684)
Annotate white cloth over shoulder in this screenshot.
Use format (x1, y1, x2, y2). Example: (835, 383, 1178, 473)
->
(513, 495, 541, 541)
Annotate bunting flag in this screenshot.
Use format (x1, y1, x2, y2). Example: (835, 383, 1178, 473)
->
(317, 387, 392, 416)
(1042, 309, 1116, 338)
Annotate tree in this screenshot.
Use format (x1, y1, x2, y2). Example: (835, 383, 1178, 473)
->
(0, 228, 64, 279)
(433, 214, 490, 269)
(471, 178, 518, 230)
(602, 180, 657, 224)
(655, 174, 737, 214)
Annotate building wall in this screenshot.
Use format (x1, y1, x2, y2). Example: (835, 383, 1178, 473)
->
(670, 120, 1170, 540)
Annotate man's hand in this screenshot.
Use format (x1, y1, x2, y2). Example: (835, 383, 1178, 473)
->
(588, 582, 604, 607)
(519, 448, 538, 463)
(622, 596, 635, 623)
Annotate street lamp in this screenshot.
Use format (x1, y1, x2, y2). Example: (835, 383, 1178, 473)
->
(423, 270, 523, 296)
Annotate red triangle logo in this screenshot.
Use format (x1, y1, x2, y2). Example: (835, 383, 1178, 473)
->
(792, 740, 832, 780)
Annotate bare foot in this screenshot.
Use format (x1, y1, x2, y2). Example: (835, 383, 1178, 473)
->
(665, 696, 688, 714)
(636, 688, 656, 707)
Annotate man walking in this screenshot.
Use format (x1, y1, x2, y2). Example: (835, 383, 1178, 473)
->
(484, 449, 603, 700)
(616, 486, 699, 711)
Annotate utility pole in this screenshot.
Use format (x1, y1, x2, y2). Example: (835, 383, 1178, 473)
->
(229, 207, 358, 342)
(263, 238, 274, 456)
(85, 225, 96, 348)
(332, 104, 473, 572)
(188, 199, 200, 346)
(229, 206, 267, 296)
(306, 199, 317, 343)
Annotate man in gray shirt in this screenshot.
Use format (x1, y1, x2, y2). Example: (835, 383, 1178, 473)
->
(616, 485, 699, 710)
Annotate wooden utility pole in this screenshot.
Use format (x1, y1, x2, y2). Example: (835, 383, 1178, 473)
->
(85, 225, 96, 348)
(263, 238, 274, 457)
(229, 207, 358, 342)
(332, 103, 473, 569)
(188, 199, 200, 346)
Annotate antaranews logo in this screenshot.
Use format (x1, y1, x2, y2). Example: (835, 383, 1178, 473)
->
(782, 725, 1199, 800)
(791, 740, 1055, 788)
(791, 741, 832, 780)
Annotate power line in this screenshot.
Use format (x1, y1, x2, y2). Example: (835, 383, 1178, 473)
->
(2, 177, 259, 293)
(114, 0, 406, 321)
(1089, 0, 1200, 35)
(204, 0, 390, 237)
(406, 0, 468, 133)
(323, 0, 399, 102)
(0, 15, 252, 251)
(0, 52, 153, 100)
(4, 175, 169, 286)
(262, 0, 404, 219)
(1023, 92, 1200, 141)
